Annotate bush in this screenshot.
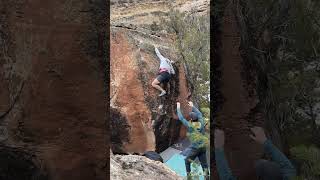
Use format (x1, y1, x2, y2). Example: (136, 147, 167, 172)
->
(238, 0, 320, 177)
(291, 145, 320, 180)
(162, 9, 210, 107)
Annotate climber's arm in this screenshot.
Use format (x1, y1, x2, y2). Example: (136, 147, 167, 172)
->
(189, 102, 205, 131)
(215, 149, 237, 180)
(176, 103, 190, 128)
(250, 127, 296, 178)
(263, 140, 297, 178)
(192, 106, 205, 131)
(215, 130, 237, 180)
(155, 47, 166, 62)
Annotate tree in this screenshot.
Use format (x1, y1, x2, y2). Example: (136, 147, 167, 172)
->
(238, 0, 320, 176)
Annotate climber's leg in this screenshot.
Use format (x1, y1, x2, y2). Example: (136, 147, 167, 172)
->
(159, 72, 171, 96)
(152, 78, 165, 94)
(198, 148, 209, 179)
(182, 147, 198, 175)
(152, 72, 170, 96)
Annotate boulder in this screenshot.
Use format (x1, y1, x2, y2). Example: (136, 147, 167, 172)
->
(110, 154, 183, 180)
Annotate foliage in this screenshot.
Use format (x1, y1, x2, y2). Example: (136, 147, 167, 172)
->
(187, 128, 210, 149)
(150, 21, 160, 32)
(239, 0, 320, 177)
(159, 8, 211, 172)
(162, 9, 210, 107)
(240, 0, 320, 144)
(188, 161, 209, 179)
(291, 145, 320, 180)
(200, 107, 210, 120)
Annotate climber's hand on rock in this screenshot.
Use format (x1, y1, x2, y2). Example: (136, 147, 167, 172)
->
(250, 126, 267, 144)
(177, 102, 181, 109)
(214, 129, 225, 149)
(188, 101, 194, 107)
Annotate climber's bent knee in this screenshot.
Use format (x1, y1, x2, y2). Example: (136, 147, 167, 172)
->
(152, 79, 160, 87)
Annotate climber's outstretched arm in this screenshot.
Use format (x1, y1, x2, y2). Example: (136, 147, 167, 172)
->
(176, 102, 190, 128)
(188, 102, 205, 131)
(215, 130, 237, 180)
(263, 140, 296, 177)
(154, 46, 166, 62)
(250, 127, 296, 178)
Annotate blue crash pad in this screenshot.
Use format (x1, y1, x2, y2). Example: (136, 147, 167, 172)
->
(165, 153, 205, 180)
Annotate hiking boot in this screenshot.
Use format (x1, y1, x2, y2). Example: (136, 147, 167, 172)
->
(158, 91, 166, 97)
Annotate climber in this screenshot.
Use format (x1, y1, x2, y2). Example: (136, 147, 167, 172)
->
(214, 127, 296, 180)
(152, 45, 175, 97)
(176, 101, 209, 179)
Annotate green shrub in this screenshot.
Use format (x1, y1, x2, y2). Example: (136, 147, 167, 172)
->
(162, 9, 210, 107)
(291, 145, 320, 180)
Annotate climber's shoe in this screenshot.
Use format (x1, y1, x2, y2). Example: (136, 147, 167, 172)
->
(158, 91, 166, 97)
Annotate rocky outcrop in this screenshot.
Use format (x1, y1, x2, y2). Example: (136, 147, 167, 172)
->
(0, 1, 106, 180)
(110, 28, 190, 153)
(110, 153, 182, 180)
(111, 0, 209, 27)
(110, 0, 209, 153)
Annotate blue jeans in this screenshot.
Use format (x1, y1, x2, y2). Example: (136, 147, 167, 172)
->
(182, 146, 208, 173)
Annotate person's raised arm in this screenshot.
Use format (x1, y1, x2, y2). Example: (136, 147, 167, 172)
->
(176, 102, 190, 128)
(154, 46, 166, 61)
(188, 101, 205, 130)
(250, 127, 296, 178)
(215, 129, 237, 180)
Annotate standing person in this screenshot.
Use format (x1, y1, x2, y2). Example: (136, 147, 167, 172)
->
(214, 127, 296, 180)
(176, 101, 209, 179)
(152, 45, 175, 97)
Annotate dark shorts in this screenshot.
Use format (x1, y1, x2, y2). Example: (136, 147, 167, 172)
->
(156, 71, 171, 83)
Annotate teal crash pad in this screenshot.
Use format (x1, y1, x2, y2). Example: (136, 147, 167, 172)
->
(165, 154, 205, 180)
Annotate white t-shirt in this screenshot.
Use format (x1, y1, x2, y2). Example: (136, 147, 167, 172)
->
(155, 47, 175, 74)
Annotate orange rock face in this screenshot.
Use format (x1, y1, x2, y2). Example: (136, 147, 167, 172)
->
(109, 0, 210, 156)
(0, 1, 106, 180)
(111, 31, 155, 152)
(110, 29, 191, 153)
